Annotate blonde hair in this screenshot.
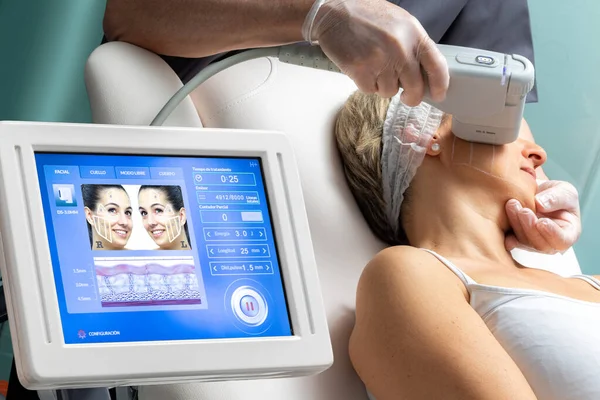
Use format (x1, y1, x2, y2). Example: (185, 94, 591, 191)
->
(334, 91, 411, 245)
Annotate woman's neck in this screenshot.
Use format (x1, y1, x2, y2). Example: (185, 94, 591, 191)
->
(406, 181, 515, 267)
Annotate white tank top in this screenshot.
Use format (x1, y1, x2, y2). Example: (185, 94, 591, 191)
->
(422, 249, 600, 399)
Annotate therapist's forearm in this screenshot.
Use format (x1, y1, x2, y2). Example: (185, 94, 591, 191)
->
(103, 0, 315, 58)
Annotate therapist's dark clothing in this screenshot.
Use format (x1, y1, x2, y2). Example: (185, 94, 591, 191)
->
(154, 0, 538, 102)
(5, 1, 537, 399)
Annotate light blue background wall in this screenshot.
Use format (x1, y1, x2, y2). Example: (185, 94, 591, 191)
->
(0, 0, 107, 123)
(0, 0, 108, 383)
(0, 0, 598, 384)
(525, 0, 600, 274)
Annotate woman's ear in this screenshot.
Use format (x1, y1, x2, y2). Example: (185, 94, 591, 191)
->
(84, 207, 94, 225)
(426, 135, 442, 156)
(179, 207, 187, 225)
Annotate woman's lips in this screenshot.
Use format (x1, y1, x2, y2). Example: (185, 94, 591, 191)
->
(113, 229, 128, 238)
(521, 167, 537, 180)
(151, 229, 165, 238)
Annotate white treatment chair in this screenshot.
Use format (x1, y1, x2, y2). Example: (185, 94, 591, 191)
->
(84, 41, 582, 400)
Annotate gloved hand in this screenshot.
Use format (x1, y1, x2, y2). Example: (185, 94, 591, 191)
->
(302, 0, 449, 104)
(505, 180, 582, 254)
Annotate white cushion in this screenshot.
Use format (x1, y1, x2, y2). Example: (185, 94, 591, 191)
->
(84, 42, 582, 400)
(85, 42, 202, 127)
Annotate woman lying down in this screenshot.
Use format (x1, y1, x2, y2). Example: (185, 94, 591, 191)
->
(335, 90, 600, 400)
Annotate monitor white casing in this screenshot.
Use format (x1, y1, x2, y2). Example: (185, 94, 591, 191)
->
(0, 121, 332, 390)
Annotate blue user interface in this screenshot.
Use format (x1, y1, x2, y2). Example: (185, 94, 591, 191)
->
(34, 153, 292, 344)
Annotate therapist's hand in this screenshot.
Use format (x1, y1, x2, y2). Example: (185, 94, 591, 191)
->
(304, 0, 449, 103)
(505, 180, 582, 254)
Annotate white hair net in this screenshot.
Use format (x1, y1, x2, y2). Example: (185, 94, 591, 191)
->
(381, 90, 444, 236)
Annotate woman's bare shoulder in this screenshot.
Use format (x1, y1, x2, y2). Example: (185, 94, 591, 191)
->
(364, 245, 438, 276)
(358, 245, 468, 300)
(350, 246, 537, 399)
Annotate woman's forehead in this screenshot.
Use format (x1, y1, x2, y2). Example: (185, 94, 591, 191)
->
(139, 188, 167, 204)
(101, 187, 127, 200)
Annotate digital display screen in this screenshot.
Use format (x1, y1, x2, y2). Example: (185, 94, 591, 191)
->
(34, 153, 292, 344)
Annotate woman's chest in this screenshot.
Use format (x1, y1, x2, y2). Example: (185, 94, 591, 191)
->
(463, 262, 600, 304)
(479, 297, 600, 400)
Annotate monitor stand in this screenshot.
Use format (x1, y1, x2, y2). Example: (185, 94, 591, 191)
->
(37, 387, 134, 400)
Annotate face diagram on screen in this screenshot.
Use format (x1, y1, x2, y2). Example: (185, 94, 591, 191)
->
(137, 185, 191, 251)
(82, 185, 133, 250)
(82, 184, 191, 251)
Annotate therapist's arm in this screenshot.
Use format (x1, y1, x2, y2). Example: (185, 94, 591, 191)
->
(103, 0, 313, 58)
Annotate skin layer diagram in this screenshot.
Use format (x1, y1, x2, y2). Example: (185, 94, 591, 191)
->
(95, 258, 202, 307)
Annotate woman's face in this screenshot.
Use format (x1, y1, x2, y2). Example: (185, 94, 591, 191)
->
(85, 188, 133, 249)
(435, 117, 547, 210)
(138, 188, 186, 248)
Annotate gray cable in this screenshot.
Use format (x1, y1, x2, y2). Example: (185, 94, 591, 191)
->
(150, 47, 279, 126)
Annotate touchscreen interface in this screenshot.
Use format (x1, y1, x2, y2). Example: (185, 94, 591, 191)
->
(34, 153, 292, 344)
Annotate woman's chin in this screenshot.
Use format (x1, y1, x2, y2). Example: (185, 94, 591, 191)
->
(153, 237, 171, 249)
(499, 178, 538, 211)
(113, 239, 129, 248)
(518, 185, 539, 212)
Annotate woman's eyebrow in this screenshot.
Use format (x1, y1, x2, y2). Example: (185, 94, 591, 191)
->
(104, 202, 120, 208)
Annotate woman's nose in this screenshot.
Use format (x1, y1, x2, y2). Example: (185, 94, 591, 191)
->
(118, 212, 129, 225)
(522, 141, 547, 168)
(146, 213, 156, 226)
